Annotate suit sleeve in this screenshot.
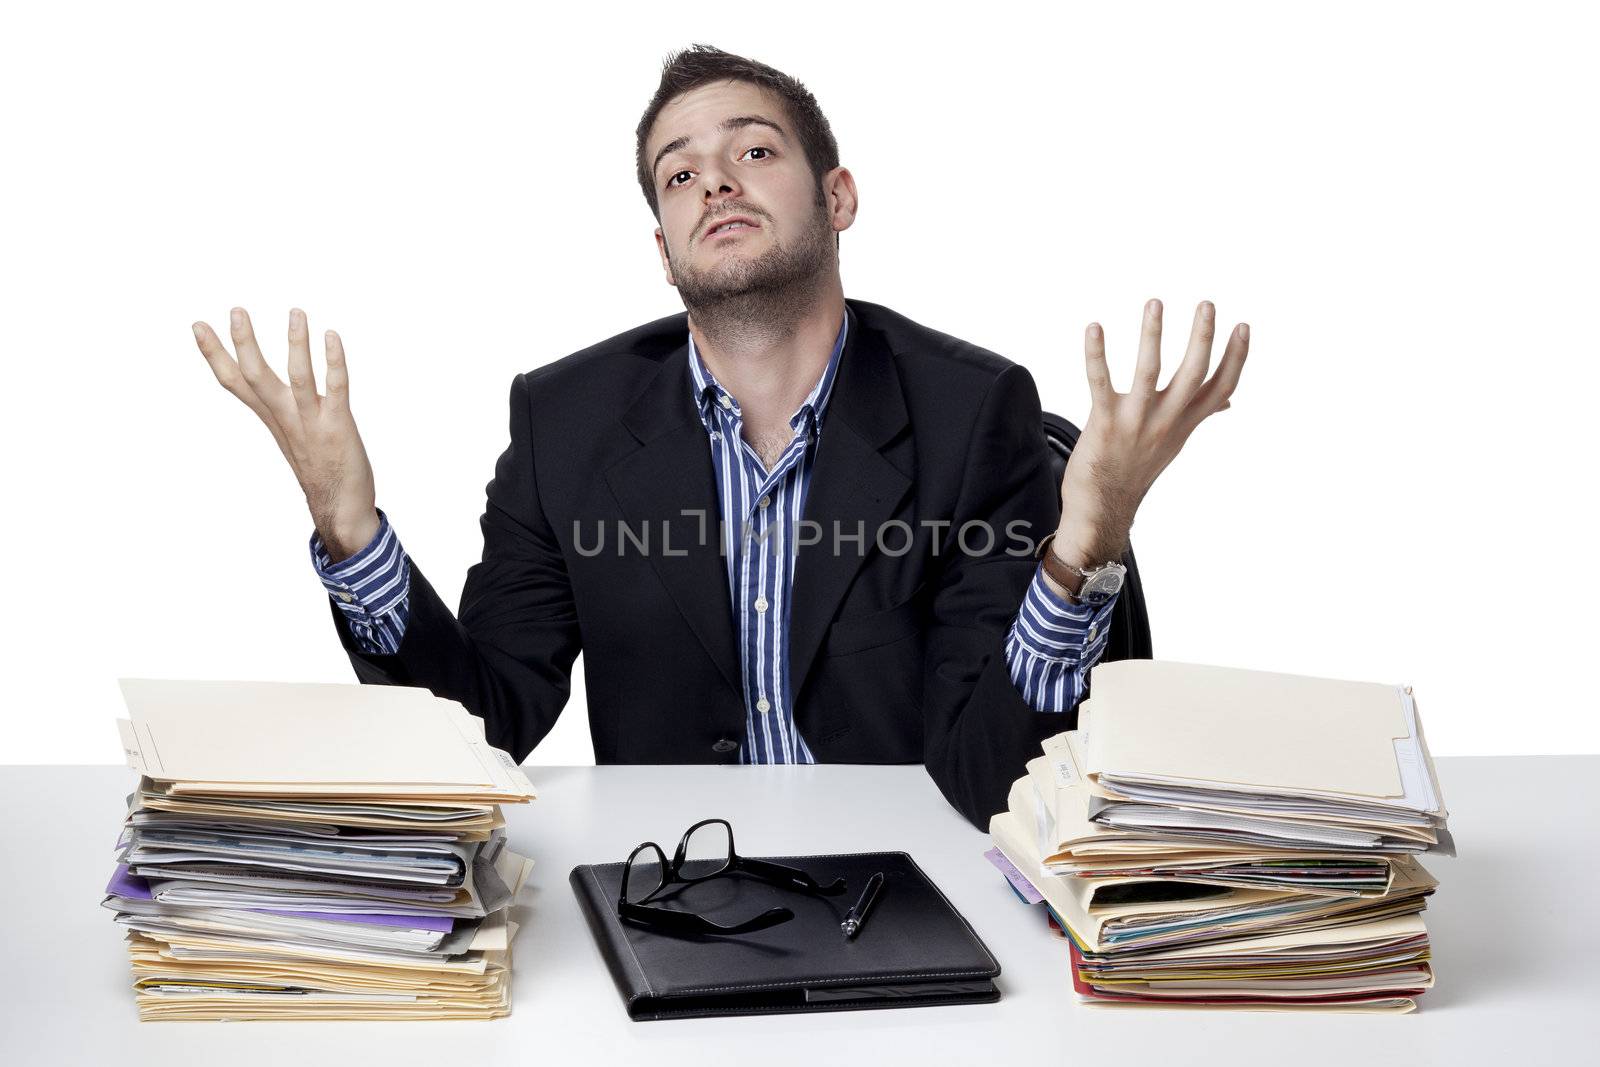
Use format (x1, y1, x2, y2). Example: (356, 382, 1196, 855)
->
(325, 371, 581, 763)
(920, 363, 1090, 831)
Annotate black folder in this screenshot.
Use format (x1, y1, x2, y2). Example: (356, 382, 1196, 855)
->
(569, 850, 1001, 1020)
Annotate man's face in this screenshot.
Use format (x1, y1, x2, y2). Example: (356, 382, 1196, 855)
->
(647, 79, 848, 305)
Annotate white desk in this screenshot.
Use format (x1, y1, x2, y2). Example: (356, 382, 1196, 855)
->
(2, 758, 1595, 1065)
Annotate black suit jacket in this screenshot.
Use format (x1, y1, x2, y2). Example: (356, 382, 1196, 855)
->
(328, 298, 1085, 831)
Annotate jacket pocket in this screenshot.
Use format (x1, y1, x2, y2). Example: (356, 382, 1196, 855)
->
(824, 588, 927, 657)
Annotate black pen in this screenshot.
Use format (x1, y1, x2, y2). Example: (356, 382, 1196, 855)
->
(841, 871, 885, 940)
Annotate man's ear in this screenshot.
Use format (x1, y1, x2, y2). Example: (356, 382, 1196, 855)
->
(654, 227, 676, 287)
(824, 166, 860, 237)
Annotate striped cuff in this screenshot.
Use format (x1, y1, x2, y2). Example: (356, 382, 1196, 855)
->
(1004, 565, 1121, 713)
(309, 507, 411, 654)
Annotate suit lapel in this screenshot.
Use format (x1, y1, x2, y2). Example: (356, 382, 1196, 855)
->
(604, 339, 744, 699)
(785, 302, 912, 704)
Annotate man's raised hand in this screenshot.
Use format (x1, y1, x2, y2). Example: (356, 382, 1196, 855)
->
(192, 307, 380, 561)
(1052, 298, 1250, 567)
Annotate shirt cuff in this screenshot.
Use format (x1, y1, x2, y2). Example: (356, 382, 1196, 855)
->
(308, 507, 410, 621)
(1012, 565, 1120, 660)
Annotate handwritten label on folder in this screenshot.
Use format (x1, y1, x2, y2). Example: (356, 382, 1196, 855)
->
(1052, 756, 1080, 788)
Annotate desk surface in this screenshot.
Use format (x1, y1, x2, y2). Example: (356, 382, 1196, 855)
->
(2, 758, 1595, 1065)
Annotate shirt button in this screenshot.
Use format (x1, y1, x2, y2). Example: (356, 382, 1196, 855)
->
(756, 698, 771, 713)
(719, 395, 734, 409)
(338, 592, 354, 603)
(758, 495, 770, 508)
(1087, 623, 1099, 641)
(753, 596, 769, 613)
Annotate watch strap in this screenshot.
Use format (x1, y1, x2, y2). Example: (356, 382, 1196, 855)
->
(1039, 552, 1085, 601)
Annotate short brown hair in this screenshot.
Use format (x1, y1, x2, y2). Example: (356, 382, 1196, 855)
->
(635, 44, 841, 223)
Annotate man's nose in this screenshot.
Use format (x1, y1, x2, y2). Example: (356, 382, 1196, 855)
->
(699, 165, 739, 199)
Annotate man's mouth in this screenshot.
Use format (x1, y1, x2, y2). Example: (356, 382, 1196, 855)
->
(705, 217, 759, 240)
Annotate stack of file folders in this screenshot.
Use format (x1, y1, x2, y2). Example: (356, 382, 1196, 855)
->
(987, 659, 1452, 1014)
(104, 678, 537, 1021)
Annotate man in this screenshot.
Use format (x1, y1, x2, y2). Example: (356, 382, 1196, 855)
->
(191, 45, 1247, 830)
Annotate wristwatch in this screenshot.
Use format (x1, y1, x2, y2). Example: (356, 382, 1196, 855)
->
(1035, 532, 1127, 606)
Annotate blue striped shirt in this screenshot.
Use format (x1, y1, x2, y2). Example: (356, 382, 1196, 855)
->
(686, 315, 845, 763)
(309, 317, 1120, 759)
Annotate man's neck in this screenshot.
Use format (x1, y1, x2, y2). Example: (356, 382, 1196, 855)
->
(688, 283, 846, 444)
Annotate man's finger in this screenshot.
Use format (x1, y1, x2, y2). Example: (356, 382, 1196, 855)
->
(193, 320, 295, 458)
(1131, 298, 1163, 397)
(323, 328, 350, 414)
(1083, 322, 1114, 406)
(286, 307, 320, 419)
(1190, 322, 1250, 417)
(230, 307, 294, 423)
(1166, 300, 1216, 402)
(194, 320, 261, 406)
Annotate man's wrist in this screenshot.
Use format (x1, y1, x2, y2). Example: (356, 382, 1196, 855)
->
(1048, 524, 1128, 571)
(1036, 521, 1127, 600)
(317, 509, 382, 565)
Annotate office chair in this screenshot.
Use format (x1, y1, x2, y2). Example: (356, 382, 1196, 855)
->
(1040, 411, 1154, 663)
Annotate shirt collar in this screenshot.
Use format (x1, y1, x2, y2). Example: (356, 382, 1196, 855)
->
(688, 311, 849, 438)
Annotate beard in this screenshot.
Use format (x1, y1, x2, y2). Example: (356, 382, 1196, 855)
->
(669, 190, 835, 349)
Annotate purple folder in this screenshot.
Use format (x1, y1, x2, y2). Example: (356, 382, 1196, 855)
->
(983, 846, 1044, 905)
(105, 863, 455, 932)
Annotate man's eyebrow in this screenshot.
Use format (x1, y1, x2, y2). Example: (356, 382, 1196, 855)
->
(652, 115, 790, 181)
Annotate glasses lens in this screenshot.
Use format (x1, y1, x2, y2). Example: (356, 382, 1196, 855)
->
(680, 820, 733, 878)
(624, 844, 666, 905)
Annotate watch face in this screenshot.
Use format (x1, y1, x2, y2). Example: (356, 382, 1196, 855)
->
(1082, 568, 1125, 603)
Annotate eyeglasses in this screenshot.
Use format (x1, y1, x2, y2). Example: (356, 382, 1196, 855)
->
(618, 818, 848, 936)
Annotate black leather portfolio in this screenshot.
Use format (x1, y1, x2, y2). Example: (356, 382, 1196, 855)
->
(569, 849, 1001, 1020)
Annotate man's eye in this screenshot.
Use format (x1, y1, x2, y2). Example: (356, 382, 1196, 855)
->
(666, 148, 772, 189)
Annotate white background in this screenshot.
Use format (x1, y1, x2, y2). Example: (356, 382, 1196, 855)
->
(3, 0, 1594, 766)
